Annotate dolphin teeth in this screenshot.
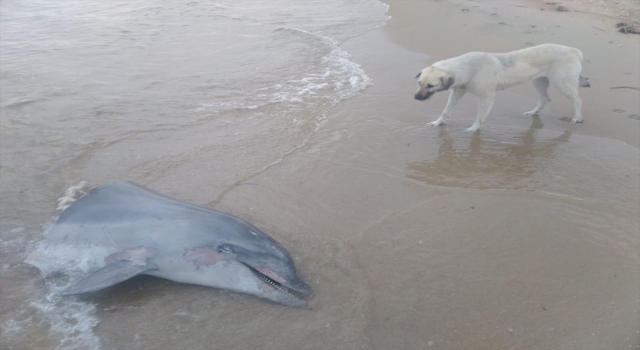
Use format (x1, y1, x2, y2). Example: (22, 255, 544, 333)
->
(257, 272, 299, 299)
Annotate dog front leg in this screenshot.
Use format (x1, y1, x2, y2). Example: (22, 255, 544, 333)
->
(465, 94, 494, 132)
(428, 88, 466, 126)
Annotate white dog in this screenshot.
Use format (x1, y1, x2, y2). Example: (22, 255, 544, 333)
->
(414, 43, 590, 131)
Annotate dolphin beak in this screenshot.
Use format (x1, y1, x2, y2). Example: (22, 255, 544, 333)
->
(284, 276, 313, 295)
(240, 262, 313, 307)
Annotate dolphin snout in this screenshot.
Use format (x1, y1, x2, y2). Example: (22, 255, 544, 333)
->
(287, 276, 313, 295)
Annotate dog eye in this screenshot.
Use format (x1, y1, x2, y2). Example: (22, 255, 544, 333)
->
(426, 84, 434, 88)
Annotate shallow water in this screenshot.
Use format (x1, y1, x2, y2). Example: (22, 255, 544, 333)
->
(1, 0, 639, 349)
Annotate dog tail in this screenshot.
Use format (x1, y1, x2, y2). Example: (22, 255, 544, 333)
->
(579, 75, 590, 88)
(576, 48, 590, 87)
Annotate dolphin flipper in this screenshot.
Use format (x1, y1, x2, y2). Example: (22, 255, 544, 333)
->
(59, 261, 158, 295)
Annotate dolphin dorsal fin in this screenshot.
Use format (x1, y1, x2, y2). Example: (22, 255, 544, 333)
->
(59, 261, 158, 295)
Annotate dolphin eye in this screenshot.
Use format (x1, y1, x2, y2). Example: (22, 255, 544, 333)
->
(426, 84, 434, 88)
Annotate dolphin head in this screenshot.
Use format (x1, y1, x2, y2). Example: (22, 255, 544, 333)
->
(217, 241, 313, 307)
(182, 217, 313, 308)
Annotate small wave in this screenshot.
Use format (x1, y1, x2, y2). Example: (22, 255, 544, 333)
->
(30, 297, 103, 350)
(194, 26, 374, 135)
(264, 27, 373, 106)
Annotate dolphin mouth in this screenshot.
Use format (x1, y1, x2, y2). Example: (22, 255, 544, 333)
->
(241, 263, 311, 302)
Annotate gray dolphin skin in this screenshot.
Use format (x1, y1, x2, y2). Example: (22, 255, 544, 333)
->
(26, 181, 312, 307)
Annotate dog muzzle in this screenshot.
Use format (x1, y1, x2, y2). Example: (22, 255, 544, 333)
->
(414, 92, 432, 100)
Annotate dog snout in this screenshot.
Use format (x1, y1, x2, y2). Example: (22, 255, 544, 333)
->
(414, 92, 429, 100)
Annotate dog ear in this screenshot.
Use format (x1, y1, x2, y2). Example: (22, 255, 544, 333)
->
(441, 76, 454, 90)
(415, 72, 421, 79)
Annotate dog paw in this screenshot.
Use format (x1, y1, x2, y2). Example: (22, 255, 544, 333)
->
(523, 110, 539, 116)
(464, 126, 479, 132)
(427, 121, 443, 127)
(570, 117, 583, 123)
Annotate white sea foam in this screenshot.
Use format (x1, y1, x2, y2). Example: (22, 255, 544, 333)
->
(255, 27, 373, 113)
(31, 297, 103, 350)
(1, 294, 103, 350)
(26, 240, 115, 279)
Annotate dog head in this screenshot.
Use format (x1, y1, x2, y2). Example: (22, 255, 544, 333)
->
(414, 66, 454, 100)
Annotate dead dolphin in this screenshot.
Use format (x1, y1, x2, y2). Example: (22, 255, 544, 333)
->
(26, 181, 312, 307)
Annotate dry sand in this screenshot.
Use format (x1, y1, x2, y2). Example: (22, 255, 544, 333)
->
(527, 0, 640, 28)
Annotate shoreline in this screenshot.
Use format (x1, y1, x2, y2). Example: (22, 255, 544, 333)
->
(2, 1, 637, 349)
(217, 16, 640, 346)
(258, 2, 638, 348)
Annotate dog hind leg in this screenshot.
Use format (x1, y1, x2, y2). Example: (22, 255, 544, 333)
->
(524, 77, 550, 116)
(552, 74, 583, 123)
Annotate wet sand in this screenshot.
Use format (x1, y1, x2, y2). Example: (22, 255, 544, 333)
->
(4, 1, 639, 349)
(384, 0, 640, 148)
(163, 1, 640, 349)
(200, 1, 640, 349)
(97, 2, 636, 350)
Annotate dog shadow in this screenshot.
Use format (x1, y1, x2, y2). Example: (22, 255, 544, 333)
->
(406, 116, 572, 189)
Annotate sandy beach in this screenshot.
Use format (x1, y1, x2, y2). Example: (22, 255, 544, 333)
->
(220, 1, 639, 348)
(204, 1, 639, 349)
(1, 0, 638, 349)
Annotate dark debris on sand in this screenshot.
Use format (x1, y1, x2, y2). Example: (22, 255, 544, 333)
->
(616, 23, 640, 34)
